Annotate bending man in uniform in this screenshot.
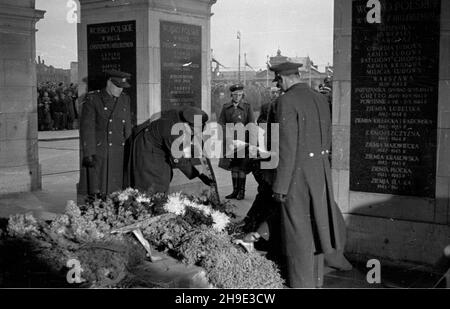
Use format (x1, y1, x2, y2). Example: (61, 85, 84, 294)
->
(125, 106, 214, 194)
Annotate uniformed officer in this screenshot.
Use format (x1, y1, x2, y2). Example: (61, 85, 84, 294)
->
(78, 69, 133, 197)
(319, 76, 333, 115)
(239, 87, 281, 262)
(125, 106, 214, 194)
(218, 83, 255, 200)
(270, 62, 349, 288)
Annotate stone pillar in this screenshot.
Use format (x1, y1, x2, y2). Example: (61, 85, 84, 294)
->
(78, 0, 215, 124)
(333, 0, 450, 269)
(0, 1, 45, 194)
(77, 0, 216, 196)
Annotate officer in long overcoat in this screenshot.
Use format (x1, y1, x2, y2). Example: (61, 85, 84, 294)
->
(125, 106, 214, 194)
(78, 70, 132, 197)
(218, 84, 255, 200)
(270, 62, 345, 288)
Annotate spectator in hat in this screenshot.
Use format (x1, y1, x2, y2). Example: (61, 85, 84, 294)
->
(218, 83, 255, 200)
(269, 62, 350, 288)
(52, 93, 67, 130)
(320, 77, 333, 115)
(78, 69, 133, 197)
(40, 91, 53, 130)
(60, 92, 75, 130)
(124, 106, 214, 194)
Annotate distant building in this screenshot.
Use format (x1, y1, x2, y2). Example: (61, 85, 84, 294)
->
(269, 48, 289, 66)
(36, 56, 71, 85)
(268, 49, 332, 90)
(213, 69, 256, 84)
(211, 49, 333, 90)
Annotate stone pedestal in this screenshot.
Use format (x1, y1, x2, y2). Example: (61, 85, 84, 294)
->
(78, 0, 215, 122)
(77, 0, 216, 195)
(333, 0, 450, 269)
(0, 1, 44, 194)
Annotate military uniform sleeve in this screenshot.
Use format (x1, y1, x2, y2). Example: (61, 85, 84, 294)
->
(218, 106, 227, 126)
(247, 103, 255, 124)
(124, 95, 132, 139)
(79, 93, 96, 157)
(176, 159, 200, 179)
(272, 96, 299, 195)
(160, 120, 200, 180)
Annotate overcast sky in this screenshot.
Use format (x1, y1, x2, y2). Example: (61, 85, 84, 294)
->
(36, 0, 77, 69)
(35, 0, 334, 70)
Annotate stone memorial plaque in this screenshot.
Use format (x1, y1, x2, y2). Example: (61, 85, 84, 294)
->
(87, 20, 137, 124)
(160, 21, 202, 110)
(350, 0, 440, 197)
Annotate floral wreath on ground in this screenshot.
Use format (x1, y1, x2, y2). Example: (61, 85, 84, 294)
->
(2, 188, 284, 289)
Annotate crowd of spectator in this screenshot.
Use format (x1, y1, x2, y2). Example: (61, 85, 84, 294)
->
(37, 82, 78, 131)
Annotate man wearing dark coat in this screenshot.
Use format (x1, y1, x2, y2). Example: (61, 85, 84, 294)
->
(125, 106, 214, 194)
(270, 62, 348, 288)
(78, 70, 133, 197)
(239, 94, 281, 261)
(218, 84, 255, 200)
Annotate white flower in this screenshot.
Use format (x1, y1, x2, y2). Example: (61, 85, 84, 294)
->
(210, 210, 230, 232)
(164, 192, 186, 215)
(118, 192, 129, 202)
(136, 195, 151, 204)
(189, 203, 212, 216)
(66, 200, 81, 217)
(123, 187, 139, 195)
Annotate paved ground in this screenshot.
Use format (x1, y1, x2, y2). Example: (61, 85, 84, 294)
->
(0, 130, 446, 288)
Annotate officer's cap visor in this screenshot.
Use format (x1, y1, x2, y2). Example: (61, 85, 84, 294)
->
(110, 77, 131, 88)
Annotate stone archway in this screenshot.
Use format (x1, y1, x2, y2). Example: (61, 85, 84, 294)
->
(0, 1, 44, 194)
(0, 0, 217, 195)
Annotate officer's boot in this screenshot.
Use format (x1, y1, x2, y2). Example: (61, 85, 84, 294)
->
(225, 174, 239, 199)
(236, 176, 246, 200)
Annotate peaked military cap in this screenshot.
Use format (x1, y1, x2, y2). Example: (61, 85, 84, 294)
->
(105, 69, 132, 88)
(181, 106, 209, 125)
(272, 73, 281, 83)
(229, 83, 244, 92)
(269, 62, 303, 76)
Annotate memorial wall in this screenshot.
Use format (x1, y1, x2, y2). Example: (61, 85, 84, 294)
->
(333, 0, 450, 268)
(87, 20, 137, 124)
(350, 0, 440, 198)
(160, 21, 202, 111)
(77, 0, 215, 198)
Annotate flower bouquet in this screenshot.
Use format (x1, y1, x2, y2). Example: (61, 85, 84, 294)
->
(0, 188, 284, 288)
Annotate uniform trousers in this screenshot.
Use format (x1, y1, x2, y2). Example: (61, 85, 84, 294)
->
(282, 245, 324, 288)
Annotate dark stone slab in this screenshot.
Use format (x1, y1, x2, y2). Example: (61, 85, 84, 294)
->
(87, 20, 137, 125)
(160, 21, 202, 111)
(350, 0, 441, 198)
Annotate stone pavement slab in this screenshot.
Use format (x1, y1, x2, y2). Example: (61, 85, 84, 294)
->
(38, 130, 79, 141)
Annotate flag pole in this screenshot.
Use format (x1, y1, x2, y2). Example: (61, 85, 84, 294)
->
(266, 55, 269, 87)
(237, 31, 241, 82)
(244, 53, 247, 86)
(308, 56, 312, 87)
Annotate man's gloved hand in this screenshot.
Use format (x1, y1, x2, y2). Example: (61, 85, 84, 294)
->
(272, 192, 287, 203)
(198, 174, 214, 186)
(82, 155, 97, 168)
